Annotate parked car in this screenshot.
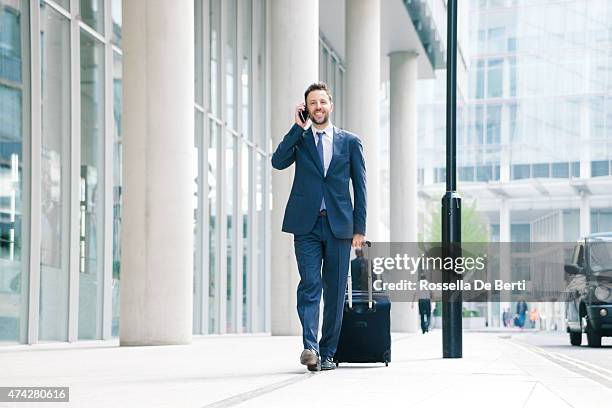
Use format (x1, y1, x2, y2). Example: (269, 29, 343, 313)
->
(565, 233, 612, 347)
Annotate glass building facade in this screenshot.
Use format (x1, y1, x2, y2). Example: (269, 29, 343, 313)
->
(407, 0, 612, 328)
(0, 0, 29, 343)
(319, 35, 345, 128)
(193, 0, 269, 335)
(415, 0, 612, 242)
(0, 0, 271, 344)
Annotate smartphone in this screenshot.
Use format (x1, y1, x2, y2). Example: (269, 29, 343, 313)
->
(299, 107, 309, 123)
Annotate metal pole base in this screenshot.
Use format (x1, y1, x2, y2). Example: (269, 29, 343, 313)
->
(442, 192, 462, 358)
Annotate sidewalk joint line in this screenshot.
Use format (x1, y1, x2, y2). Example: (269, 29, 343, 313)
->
(504, 340, 577, 407)
(201, 372, 314, 408)
(520, 382, 538, 408)
(508, 338, 612, 399)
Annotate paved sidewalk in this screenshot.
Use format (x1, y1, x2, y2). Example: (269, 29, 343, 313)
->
(1, 330, 610, 407)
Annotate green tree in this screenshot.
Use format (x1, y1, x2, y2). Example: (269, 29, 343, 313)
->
(420, 199, 489, 243)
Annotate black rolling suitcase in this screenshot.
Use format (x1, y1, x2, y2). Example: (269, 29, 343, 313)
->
(334, 242, 391, 367)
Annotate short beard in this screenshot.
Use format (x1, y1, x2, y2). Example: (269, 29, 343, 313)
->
(310, 111, 329, 126)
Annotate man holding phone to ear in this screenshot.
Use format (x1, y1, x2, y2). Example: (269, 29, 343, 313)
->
(272, 82, 367, 371)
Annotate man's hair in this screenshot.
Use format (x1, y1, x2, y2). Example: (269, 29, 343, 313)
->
(304, 82, 333, 103)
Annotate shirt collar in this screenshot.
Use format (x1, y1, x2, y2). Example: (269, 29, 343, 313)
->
(312, 122, 334, 141)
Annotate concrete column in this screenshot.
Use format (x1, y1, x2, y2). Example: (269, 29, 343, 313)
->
(346, 0, 381, 240)
(269, 0, 319, 335)
(499, 199, 511, 307)
(579, 98, 591, 237)
(389, 51, 419, 333)
(499, 199, 511, 242)
(120, 0, 194, 345)
(500, 104, 510, 183)
(580, 194, 591, 236)
(580, 100, 591, 179)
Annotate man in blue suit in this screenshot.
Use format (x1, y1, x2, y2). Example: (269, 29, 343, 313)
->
(272, 82, 367, 371)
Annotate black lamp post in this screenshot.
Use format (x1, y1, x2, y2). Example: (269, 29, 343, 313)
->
(442, 0, 462, 359)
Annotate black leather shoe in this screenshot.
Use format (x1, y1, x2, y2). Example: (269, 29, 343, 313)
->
(321, 356, 336, 371)
(300, 349, 320, 372)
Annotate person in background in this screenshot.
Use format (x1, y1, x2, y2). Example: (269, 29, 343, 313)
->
(412, 273, 432, 334)
(350, 248, 368, 291)
(515, 300, 528, 328)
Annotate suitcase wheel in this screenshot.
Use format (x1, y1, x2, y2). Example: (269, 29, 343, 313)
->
(385, 360, 389, 367)
(335, 362, 339, 367)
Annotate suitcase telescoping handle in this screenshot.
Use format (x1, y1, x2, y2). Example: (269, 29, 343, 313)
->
(347, 255, 353, 309)
(365, 241, 373, 309)
(347, 241, 373, 310)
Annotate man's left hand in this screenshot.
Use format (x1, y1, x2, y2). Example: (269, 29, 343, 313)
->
(352, 234, 366, 248)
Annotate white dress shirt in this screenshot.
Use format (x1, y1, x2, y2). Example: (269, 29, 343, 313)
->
(312, 122, 334, 176)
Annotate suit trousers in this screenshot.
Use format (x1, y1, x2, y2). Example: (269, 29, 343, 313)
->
(418, 298, 431, 333)
(294, 214, 352, 358)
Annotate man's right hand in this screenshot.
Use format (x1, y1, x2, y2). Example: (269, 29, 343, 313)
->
(295, 103, 308, 128)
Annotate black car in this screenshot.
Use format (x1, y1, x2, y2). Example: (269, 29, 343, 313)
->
(565, 233, 612, 347)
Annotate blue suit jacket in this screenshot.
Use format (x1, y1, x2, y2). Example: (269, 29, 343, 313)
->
(271, 124, 367, 239)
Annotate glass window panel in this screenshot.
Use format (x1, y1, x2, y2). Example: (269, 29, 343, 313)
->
(225, 133, 234, 332)
(570, 161, 580, 178)
(241, 144, 250, 331)
(111, 52, 122, 337)
(509, 57, 516, 97)
(508, 103, 519, 142)
(52, 0, 70, 10)
(512, 164, 530, 180)
(193, 110, 202, 333)
(487, 59, 503, 98)
(532, 163, 549, 178)
(551, 162, 569, 178)
(487, 26, 505, 54)
(468, 105, 484, 145)
(111, 0, 121, 46)
(0, 0, 27, 343)
(0, 3, 22, 82)
(490, 224, 500, 242)
(436, 167, 446, 183)
(486, 104, 501, 144)
(80, 0, 105, 34)
(472, 60, 485, 99)
(78, 31, 105, 340)
(195, 0, 203, 105)
(590, 96, 605, 140)
(320, 47, 327, 83)
(417, 168, 424, 185)
(241, 0, 251, 140)
(606, 97, 612, 136)
(208, 122, 219, 333)
(563, 210, 579, 242)
(476, 165, 492, 182)
(507, 36, 516, 52)
(209, 0, 221, 117)
(511, 224, 530, 243)
(225, 0, 237, 130)
(328, 58, 335, 99)
(592, 210, 612, 234)
(459, 166, 474, 181)
(255, 152, 265, 332)
(39, 4, 70, 342)
(255, 0, 266, 150)
(591, 160, 610, 177)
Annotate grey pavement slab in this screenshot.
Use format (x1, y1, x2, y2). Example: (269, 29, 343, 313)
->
(0, 331, 610, 407)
